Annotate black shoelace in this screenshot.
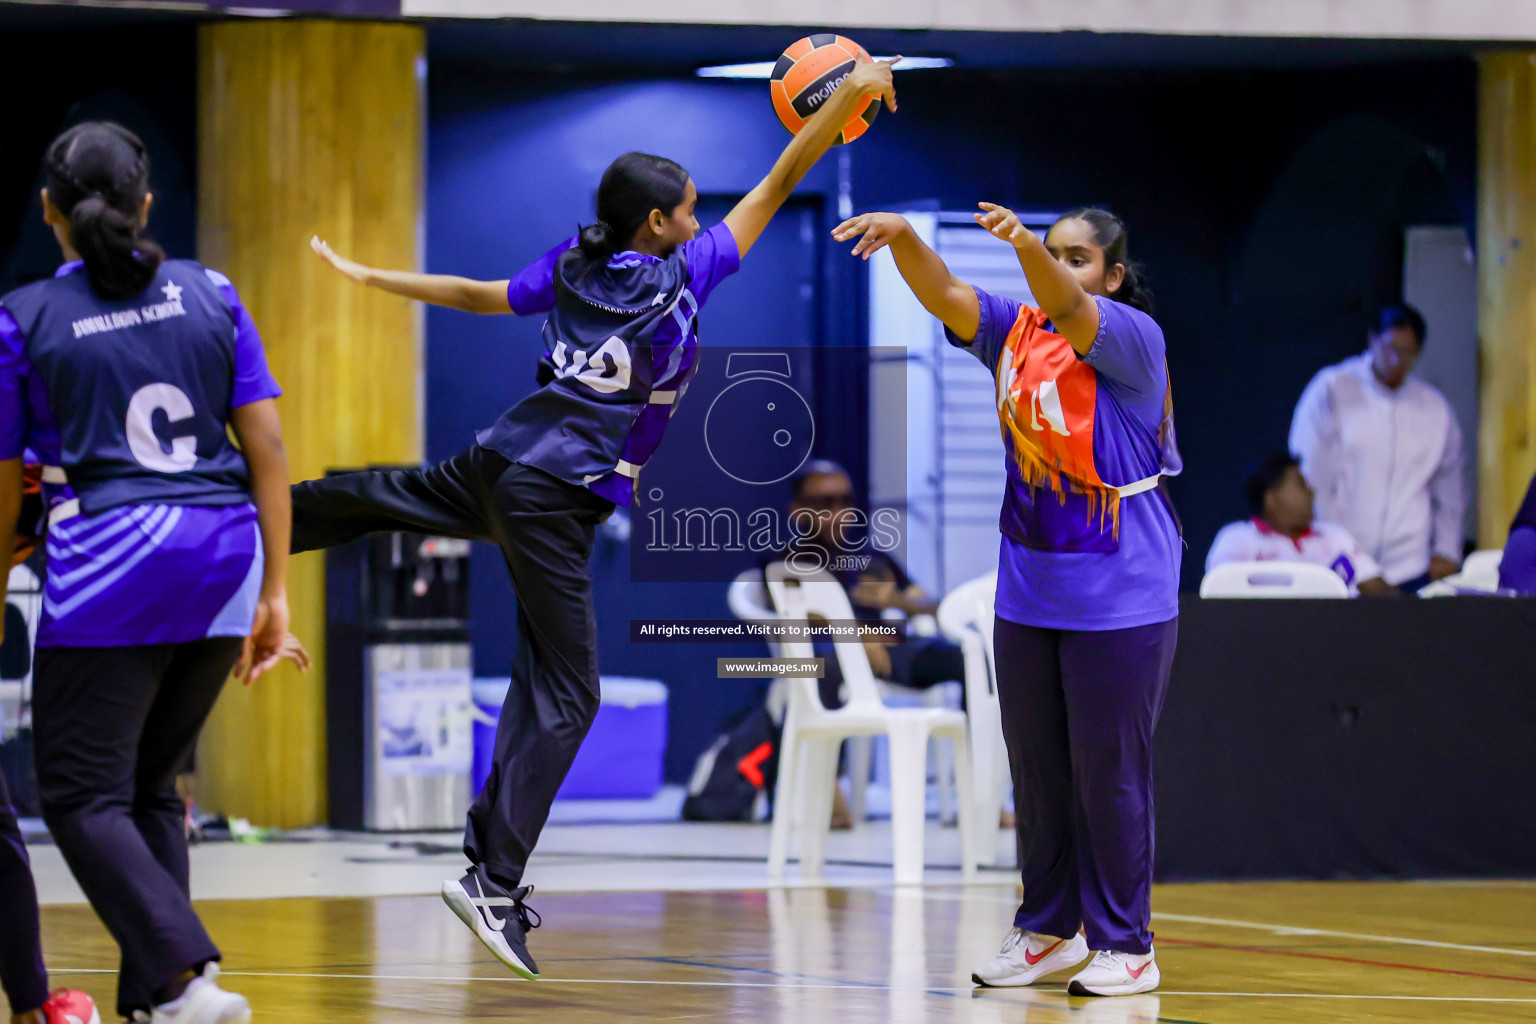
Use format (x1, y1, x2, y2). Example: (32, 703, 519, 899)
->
(508, 884, 542, 932)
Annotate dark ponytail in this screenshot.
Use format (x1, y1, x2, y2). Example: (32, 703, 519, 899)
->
(1054, 207, 1154, 316)
(43, 121, 163, 301)
(578, 152, 691, 264)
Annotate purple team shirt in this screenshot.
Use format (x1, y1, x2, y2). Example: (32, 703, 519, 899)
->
(949, 289, 1183, 631)
(504, 222, 741, 505)
(0, 262, 281, 646)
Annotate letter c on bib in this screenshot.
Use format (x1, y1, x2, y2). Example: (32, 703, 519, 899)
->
(126, 383, 198, 473)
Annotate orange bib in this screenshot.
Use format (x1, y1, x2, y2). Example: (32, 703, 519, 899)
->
(993, 306, 1128, 545)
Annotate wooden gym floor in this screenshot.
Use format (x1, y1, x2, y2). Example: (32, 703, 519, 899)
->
(29, 879, 1536, 1023)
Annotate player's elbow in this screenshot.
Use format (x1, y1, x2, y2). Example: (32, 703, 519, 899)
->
(457, 283, 489, 314)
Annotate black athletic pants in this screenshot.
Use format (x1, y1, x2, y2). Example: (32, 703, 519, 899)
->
(291, 444, 614, 890)
(0, 765, 48, 1015)
(32, 638, 241, 1018)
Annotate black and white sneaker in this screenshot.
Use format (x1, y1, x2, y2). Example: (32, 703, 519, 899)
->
(441, 865, 542, 979)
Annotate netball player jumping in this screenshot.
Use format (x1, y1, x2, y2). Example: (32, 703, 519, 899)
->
(302, 59, 898, 978)
(833, 204, 1181, 996)
(0, 121, 294, 1024)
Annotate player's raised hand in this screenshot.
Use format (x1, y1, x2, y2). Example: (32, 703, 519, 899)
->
(846, 55, 900, 112)
(975, 203, 1036, 249)
(832, 212, 911, 259)
(310, 235, 372, 285)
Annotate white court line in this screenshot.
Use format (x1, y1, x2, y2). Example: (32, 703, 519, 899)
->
(914, 890, 1536, 960)
(49, 969, 1536, 1002)
(1151, 912, 1536, 958)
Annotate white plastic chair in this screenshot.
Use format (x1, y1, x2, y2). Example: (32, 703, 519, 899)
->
(1199, 561, 1349, 598)
(936, 569, 1011, 866)
(845, 679, 959, 825)
(735, 566, 958, 825)
(1459, 549, 1504, 589)
(727, 568, 781, 646)
(1419, 548, 1505, 597)
(728, 568, 791, 724)
(764, 564, 977, 885)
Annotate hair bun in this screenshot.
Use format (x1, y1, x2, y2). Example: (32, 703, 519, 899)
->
(578, 219, 617, 260)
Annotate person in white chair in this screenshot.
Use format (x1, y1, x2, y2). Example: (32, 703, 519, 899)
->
(764, 460, 968, 828)
(1288, 305, 1466, 592)
(1206, 452, 1396, 597)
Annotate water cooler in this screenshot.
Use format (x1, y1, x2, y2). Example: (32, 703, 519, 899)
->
(326, 505, 474, 832)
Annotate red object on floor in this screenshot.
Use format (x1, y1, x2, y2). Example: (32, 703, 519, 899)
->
(43, 988, 101, 1024)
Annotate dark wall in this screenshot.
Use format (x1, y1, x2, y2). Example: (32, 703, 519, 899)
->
(426, 55, 1475, 782)
(0, 26, 198, 292)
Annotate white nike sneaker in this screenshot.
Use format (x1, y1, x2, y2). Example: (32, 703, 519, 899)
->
(131, 963, 251, 1024)
(972, 928, 1090, 987)
(1067, 947, 1160, 996)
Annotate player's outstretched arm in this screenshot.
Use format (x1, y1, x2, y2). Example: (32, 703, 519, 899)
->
(831, 212, 980, 341)
(309, 236, 513, 314)
(725, 58, 899, 259)
(974, 202, 1099, 356)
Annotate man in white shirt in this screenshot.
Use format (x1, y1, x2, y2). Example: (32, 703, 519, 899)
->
(1207, 452, 1395, 597)
(1288, 306, 1465, 590)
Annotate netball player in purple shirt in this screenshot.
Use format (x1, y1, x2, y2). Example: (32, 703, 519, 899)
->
(0, 122, 297, 1024)
(834, 204, 1181, 996)
(299, 60, 898, 978)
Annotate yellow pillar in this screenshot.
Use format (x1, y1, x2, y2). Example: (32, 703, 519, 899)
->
(196, 20, 425, 827)
(1478, 52, 1536, 546)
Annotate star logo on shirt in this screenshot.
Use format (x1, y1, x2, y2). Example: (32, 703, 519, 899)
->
(161, 280, 183, 303)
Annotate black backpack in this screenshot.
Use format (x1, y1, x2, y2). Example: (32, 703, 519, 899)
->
(680, 705, 781, 822)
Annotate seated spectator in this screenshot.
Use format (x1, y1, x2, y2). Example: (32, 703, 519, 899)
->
(1499, 473, 1536, 595)
(770, 460, 965, 698)
(765, 459, 972, 828)
(1206, 452, 1396, 597)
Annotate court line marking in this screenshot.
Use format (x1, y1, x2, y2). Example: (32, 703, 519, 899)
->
(1157, 937, 1536, 986)
(48, 967, 1536, 1003)
(1151, 912, 1536, 958)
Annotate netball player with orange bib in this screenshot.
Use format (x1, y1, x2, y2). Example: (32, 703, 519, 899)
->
(834, 205, 1180, 996)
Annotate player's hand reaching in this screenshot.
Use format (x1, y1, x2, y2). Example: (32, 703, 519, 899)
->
(832, 212, 911, 259)
(845, 56, 900, 113)
(310, 235, 372, 285)
(975, 202, 1037, 249)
